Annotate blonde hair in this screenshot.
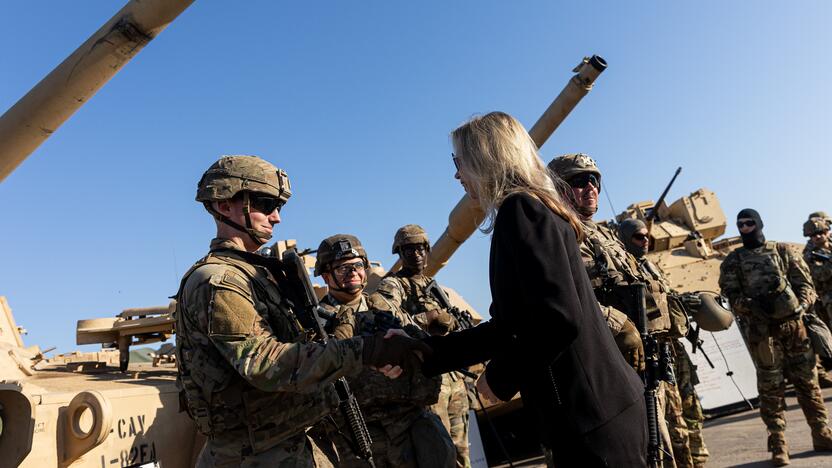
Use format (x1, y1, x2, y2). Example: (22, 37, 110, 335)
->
(451, 111, 583, 240)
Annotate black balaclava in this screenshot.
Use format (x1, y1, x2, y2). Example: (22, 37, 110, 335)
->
(737, 208, 765, 249)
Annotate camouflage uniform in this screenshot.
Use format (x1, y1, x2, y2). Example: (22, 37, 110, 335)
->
(802, 217, 832, 387)
(376, 273, 472, 468)
(803, 218, 832, 328)
(176, 156, 367, 466)
(176, 238, 364, 467)
(719, 240, 831, 457)
(318, 292, 455, 468)
(672, 340, 709, 468)
(550, 154, 680, 466)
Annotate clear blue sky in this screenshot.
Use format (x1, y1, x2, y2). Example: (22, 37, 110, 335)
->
(2, 1, 830, 352)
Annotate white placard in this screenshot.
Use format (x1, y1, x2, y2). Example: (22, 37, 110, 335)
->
(468, 409, 489, 468)
(684, 322, 758, 411)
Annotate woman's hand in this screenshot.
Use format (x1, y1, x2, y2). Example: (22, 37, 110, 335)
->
(476, 373, 500, 404)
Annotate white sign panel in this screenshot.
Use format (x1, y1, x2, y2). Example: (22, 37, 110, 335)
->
(468, 409, 489, 468)
(683, 322, 758, 411)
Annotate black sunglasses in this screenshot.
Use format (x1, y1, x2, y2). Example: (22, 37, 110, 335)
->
(249, 194, 284, 214)
(737, 220, 756, 228)
(567, 173, 600, 189)
(451, 153, 461, 171)
(632, 233, 649, 241)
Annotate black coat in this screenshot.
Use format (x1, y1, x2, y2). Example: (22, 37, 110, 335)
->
(423, 192, 646, 467)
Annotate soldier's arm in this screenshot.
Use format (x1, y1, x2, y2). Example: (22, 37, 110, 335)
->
(781, 244, 817, 306)
(186, 269, 363, 394)
(601, 304, 629, 335)
(373, 276, 436, 328)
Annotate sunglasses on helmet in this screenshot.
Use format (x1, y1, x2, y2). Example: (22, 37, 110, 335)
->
(567, 173, 600, 189)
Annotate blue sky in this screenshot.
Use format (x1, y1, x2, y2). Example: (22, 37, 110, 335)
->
(2, 1, 830, 352)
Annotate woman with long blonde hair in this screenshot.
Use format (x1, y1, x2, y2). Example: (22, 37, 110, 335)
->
(421, 112, 647, 466)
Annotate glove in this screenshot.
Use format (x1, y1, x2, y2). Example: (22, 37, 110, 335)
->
(615, 319, 645, 373)
(428, 309, 454, 335)
(362, 332, 433, 368)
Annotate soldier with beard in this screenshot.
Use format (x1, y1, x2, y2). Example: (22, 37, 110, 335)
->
(720, 208, 832, 466)
(619, 219, 703, 468)
(374, 225, 473, 468)
(313, 234, 455, 468)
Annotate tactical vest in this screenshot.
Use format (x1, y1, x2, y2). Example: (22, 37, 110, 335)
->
(805, 246, 832, 307)
(392, 274, 443, 317)
(174, 250, 340, 454)
(734, 241, 800, 321)
(581, 222, 671, 334)
(323, 294, 441, 415)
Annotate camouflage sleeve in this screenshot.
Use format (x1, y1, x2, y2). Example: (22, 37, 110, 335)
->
(367, 288, 417, 327)
(601, 304, 629, 335)
(718, 252, 745, 309)
(781, 243, 816, 306)
(188, 267, 364, 394)
(806, 252, 832, 284)
(371, 276, 431, 328)
(323, 302, 356, 340)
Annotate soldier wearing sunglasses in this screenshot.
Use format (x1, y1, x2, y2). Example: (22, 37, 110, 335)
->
(720, 209, 832, 465)
(313, 234, 454, 468)
(619, 219, 704, 468)
(549, 153, 687, 467)
(801, 216, 832, 389)
(176, 155, 430, 467)
(374, 224, 473, 468)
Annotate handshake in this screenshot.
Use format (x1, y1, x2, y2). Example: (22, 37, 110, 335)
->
(361, 329, 433, 379)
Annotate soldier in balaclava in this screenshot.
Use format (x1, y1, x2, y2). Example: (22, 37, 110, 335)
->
(619, 219, 706, 468)
(720, 209, 832, 466)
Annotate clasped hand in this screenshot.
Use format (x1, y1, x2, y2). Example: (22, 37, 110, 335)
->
(362, 328, 432, 379)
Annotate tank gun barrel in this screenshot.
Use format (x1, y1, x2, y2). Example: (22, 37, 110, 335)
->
(418, 55, 607, 276)
(0, 0, 194, 182)
(646, 166, 682, 230)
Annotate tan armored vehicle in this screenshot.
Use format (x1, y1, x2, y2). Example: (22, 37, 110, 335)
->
(0, 1, 607, 466)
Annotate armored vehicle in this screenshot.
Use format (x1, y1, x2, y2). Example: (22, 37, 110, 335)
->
(0, 1, 606, 466)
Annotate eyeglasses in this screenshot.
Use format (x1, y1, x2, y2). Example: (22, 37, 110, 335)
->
(451, 153, 461, 171)
(332, 261, 366, 276)
(811, 231, 829, 237)
(632, 233, 649, 242)
(401, 244, 427, 255)
(737, 220, 756, 228)
(567, 173, 600, 190)
(249, 194, 284, 214)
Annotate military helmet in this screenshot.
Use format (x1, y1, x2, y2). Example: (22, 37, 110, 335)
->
(392, 224, 430, 254)
(196, 155, 291, 203)
(547, 153, 601, 182)
(809, 211, 830, 220)
(691, 292, 734, 332)
(314, 234, 368, 276)
(804, 217, 829, 237)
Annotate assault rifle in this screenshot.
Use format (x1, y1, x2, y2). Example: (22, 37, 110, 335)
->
(629, 283, 662, 467)
(280, 248, 376, 467)
(425, 279, 476, 330)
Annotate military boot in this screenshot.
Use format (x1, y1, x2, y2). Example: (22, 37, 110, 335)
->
(768, 433, 789, 466)
(811, 425, 832, 451)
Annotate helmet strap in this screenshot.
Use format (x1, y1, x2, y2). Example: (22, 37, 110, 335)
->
(205, 193, 271, 246)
